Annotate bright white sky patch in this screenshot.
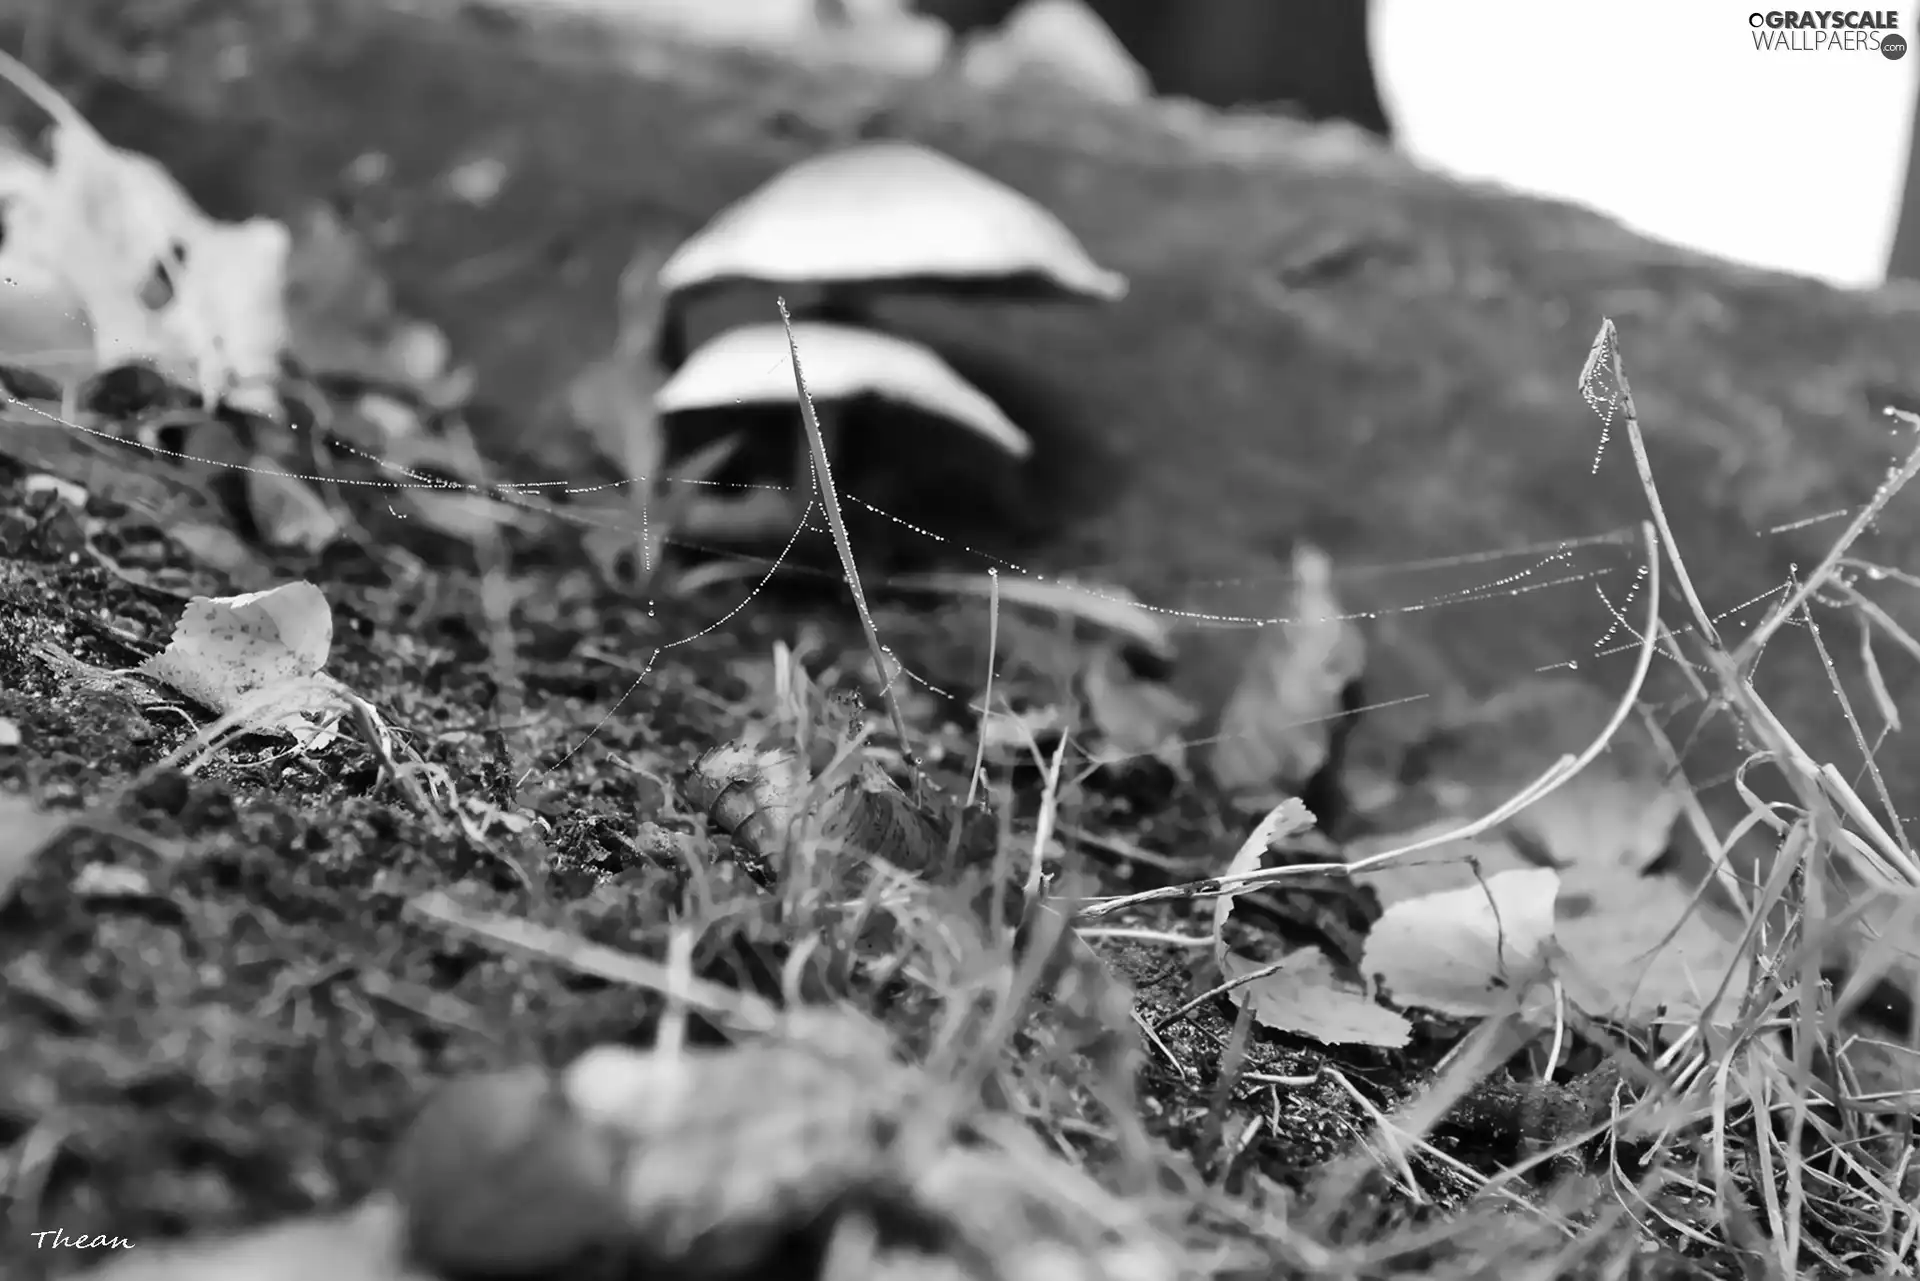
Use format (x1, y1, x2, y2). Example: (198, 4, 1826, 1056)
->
(1373, 1, 1919, 287)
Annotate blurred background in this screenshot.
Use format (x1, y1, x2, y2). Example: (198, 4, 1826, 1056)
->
(611, 0, 1920, 288)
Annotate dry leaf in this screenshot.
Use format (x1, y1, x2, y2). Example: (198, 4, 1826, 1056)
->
(960, 0, 1152, 103)
(1345, 818, 1537, 908)
(0, 55, 291, 412)
(1359, 868, 1560, 1020)
(138, 581, 342, 746)
(1076, 643, 1198, 772)
(1210, 543, 1365, 807)
(1205, 801, 1404, 1046)
(1373, 674, 1684, 875)
(1221, 946, 1412, 1048)
(245, 454, 345, 553)
(658, 322, 1032, 459)
(658, 141, 1126, 302)
(1552, 864, 1751, 1026)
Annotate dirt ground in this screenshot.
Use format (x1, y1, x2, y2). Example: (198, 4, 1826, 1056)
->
(0, 2, 1909, 1278)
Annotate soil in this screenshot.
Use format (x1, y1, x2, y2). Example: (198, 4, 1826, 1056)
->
(0, 1, 1907, 1278)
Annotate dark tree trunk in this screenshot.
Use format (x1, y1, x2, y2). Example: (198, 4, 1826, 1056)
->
(920, 0, 1391, 133)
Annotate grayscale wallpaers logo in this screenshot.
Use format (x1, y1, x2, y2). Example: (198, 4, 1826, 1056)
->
(1749, 10, 1906, 55)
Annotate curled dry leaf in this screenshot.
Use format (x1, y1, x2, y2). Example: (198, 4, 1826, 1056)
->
(244, 454, 345, 554)
(0, 52, 290, 412)
(1076, 643, 1199, 772)
(658, 141, 1127, 302)
(1210, 543, 1365, 808)
(657, 321, 1033, 459)
(1221, 946, 1412, 1048)
(1378, 673, 1685, 875)
(960, 0, 1152, 104)
(138, 581, 342, 746)
(1344, 817, 1537, 908)
(1359, 868, 1560, 1021)
(1207, 800, 1407, 1046)
(1552, 864, 1751, 1027)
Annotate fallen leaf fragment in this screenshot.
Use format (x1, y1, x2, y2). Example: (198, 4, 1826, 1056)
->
(1360, 867, 1560, 1020)
(1210, 542, 1366, 808)
(1222, 946, 1412, 1048)
(1552, 864, 1751, 1027)
(657, 321, 1033, 459)
(138, 581, 342, 746)
(1205, 801, 1404, 1045)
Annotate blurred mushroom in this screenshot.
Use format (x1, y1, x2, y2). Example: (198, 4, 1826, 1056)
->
(654, 140, 1126, 366)
(653, 320, 1031, 541)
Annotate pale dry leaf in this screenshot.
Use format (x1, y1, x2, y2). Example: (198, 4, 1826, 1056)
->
(658, 322, 1032, 459)
(658, 141, 1126, 301)
(960, 0, 1152, 103)
(1359, 867, 1560, 1020)
(138, 581, 341, 745)
(1376, 673, 1684, 876)
(1208, 801, 1353, 1046)
(0, 716, 19, 747)
(1076, 643, 1198, 771)
(1210, 542, 1365, 807)
(1552, 863, 1751, 1027)
(1222, 947, 1411, 1048)
(1345, 818, 1537, 908)
(244, 454, 345, 554)
(1209, 797, 1317, 956)
(8, 104, 290, 412)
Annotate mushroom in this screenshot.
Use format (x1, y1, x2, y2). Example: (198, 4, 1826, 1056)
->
(652, 319, 1033, 541)
(653, 140, 1126, 368)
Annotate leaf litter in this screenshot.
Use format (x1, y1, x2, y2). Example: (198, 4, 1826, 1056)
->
(0, 33, 1909, 1281)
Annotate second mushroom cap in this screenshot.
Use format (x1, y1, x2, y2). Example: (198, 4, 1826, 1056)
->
(654, 320, 1033, 459)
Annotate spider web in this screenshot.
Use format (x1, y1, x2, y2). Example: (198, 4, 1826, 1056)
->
(2, 293, 1870, 802)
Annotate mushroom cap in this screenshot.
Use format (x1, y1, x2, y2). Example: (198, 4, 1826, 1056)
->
(655, 321, 1033, 459)
(657, 141, 1127, 302)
